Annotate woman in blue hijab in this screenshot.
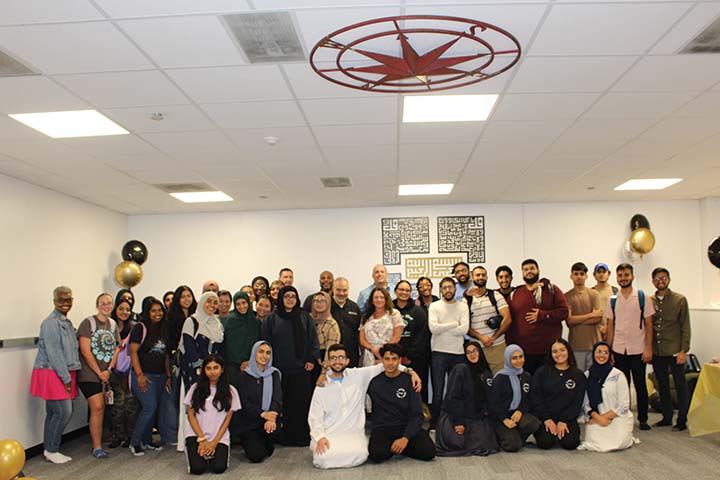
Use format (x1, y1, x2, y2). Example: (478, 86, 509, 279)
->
(488, 344, 541, 452)
(231, 341, 282, 462)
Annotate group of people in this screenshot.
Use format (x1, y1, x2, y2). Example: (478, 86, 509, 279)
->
(29, 259, 691, 473)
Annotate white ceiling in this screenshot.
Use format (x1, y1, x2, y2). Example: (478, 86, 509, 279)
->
(1, 0, 720, 214)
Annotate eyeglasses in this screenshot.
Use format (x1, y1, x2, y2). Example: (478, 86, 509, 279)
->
(466, 349, 479, 355)
(55, 298, 73, 304)
(328, 355, 346, 361)
(98, 301, 113, 307)
(653, 276, 669, 282)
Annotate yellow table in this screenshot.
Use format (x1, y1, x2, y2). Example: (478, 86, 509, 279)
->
(688, 363, 720, 437)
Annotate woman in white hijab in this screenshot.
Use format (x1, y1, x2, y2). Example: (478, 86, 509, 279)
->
(177, 292, 224, 451)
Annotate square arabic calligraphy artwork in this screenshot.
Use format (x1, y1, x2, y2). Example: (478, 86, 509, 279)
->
(381, 217, 430, 265)
(437, 216, 486, 263)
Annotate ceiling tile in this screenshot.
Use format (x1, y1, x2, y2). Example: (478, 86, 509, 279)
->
(117, 16, 246, 68)
(301, 97, 397, 126)
(0, 22, 152, 74)
(491, 93, 599, 121)
(323, 145, 396, 175)
(141, 130, 240, 156)
(637, 117, 720, 146)
(0, 0, 103, 25)
(508, 56, 636, 93)
(95, 0, 250, 18)
(200, 101, 305, 129)
(613, 55, 720, 92)
(167, 66, 292, 103)
(226, 126, 316, 148)
(102, 105, 214, 133)
(0, 76, 87, 114)
(530, 3, 690, 55)
(398, 143, 473, 173)
(54, 71, 188, 108)
(673, 92, 720, 117)
(583, 92, 696, 119)
(60, 134, 159, 157)
(313, 124, 396, 146)
(481, 120, 572, 144)
(400, 123, 483, 144)
(282, 63, 377, 100)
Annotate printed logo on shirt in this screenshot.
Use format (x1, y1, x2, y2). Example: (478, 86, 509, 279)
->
(565, 379, 576, 390)
(522, 383, 530, 393)
(396, 388, 407, 399)
(91, 329, 116, 363)
(348, 311, 358, 316)
(485, 378, 493, 387)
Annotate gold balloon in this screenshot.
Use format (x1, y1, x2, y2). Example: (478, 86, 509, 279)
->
(629, 227, 655, 255)
(114, 261, 143, 288)
(0, 439, 25, 480)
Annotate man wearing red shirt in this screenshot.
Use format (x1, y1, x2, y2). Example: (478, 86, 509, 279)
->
(507, 259, 569, 374)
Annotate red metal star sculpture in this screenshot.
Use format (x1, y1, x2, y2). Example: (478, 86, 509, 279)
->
(310, 16, 521, 93)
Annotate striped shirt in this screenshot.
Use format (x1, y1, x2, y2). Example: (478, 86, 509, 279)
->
(469, 291, 509, 346)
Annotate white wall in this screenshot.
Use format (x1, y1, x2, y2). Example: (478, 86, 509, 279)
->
(0, 173, 127, 448)
(699, 197, 720, 307)
(128, 200, 704, 307)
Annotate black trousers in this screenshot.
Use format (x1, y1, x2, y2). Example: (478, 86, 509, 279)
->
(614, 352, 648, 422)
(652, 355, 689, 426)
(409, 355, 430, 404)
(368, 426, 436, 463)
(185, 437, 229, 475)
(237, 427, 275, 463)
(493, 413, 541, 452)
(534, 419, 581, 450)
(278, 371, 312, 446)
(523, 354, 547, 376)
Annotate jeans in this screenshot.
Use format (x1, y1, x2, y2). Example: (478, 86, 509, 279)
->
(131, 372, 165, 446)
(614, 353, 648, 423)
(430, 352, 464, 423)
(158, 373, 179, 444)
(44, 399, 72, 453)
(652, 355, 689, 426)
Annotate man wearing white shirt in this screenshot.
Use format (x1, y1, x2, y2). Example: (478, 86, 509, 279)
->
(428, 277, 470, 428)
(308, 343, 420, 469)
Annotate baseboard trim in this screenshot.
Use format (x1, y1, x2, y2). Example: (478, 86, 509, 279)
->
(25, 426, 89, 459)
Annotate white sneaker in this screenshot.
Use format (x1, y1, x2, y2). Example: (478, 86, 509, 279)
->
(44, 450, 72, 464)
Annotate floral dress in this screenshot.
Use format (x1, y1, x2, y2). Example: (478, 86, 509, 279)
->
(360, 310, 403, 366)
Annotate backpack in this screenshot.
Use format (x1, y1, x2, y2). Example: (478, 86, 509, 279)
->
(610, 289, 645, 330)
(114, 322, 146, 375)
(465, 290, 500, 318)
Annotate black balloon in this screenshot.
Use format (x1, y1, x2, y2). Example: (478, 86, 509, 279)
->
(709, 236, 720, 269)
(122, 240, 148, 265)
(630, 214, 651, 231)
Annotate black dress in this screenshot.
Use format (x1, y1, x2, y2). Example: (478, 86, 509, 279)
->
(232, 370, 282, 462)
(435, 363, 499, 456)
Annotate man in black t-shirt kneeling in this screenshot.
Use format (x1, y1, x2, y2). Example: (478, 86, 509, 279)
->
(367, 343, 436, 463)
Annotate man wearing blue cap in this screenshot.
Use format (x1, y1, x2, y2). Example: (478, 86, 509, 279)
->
(592, 263, 617, 340)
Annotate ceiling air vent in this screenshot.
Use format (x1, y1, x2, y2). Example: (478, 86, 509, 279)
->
(321, 176, 352, 188)
(154, 183, 215, 193)
(0, 49, 36, 77)
(681, 15, 720, 53)
(222, 11, 306, 63)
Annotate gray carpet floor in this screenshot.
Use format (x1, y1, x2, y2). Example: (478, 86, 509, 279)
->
(22, 413, 720, 480)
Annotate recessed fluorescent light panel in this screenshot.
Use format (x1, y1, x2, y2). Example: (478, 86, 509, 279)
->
(8, 110, 128, 138)
(403, 94, 498, 123)
(170, 191, 234, 203)
(398, 183, 454, 196)
(614, 178, 683, 191)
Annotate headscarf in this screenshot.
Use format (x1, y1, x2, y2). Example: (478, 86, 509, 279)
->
(179, 292, 223, 353)
(252, 276, 269, 294)
(587, 341, 613, 413)
(223, 291, 260, 366)
(494, 344, 524, 411)
(115, 288, 134, 309)
(276, 285, 305, 360)
(465, 340, 491, 404)
(245, 341, 280, 411)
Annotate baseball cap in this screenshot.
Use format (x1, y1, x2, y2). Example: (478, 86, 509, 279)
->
(594, 263, 609, 273)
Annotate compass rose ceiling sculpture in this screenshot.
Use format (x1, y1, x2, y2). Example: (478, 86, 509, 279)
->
(309, 15, 522, 93)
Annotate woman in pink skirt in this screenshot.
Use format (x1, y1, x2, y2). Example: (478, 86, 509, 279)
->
(30, 286, 81, 464)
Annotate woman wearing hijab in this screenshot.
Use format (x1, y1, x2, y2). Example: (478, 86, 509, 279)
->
(530, 338, 586, 450)
(232, 341, 282, 462)
(579, 342, 636, 452)
(310, 291, 341, 384)
(435, 341, 499, 457)
(177, 292, 224, 451)
(489, 344, 540, 452)
(115, 288, 140, 322)
(223, 291, 261, 390)
(261, 285, 320, 446)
